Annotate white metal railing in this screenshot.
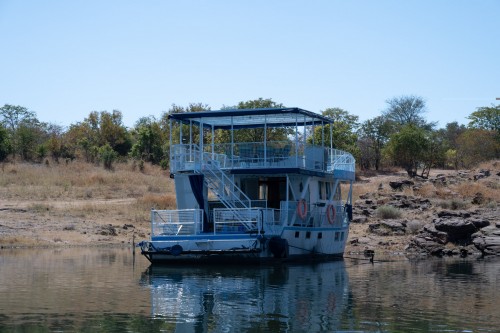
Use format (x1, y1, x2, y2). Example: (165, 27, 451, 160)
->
(328, 148, 356, 173)
(213, 208, 261, 234)
(151, 209, 203, 237)
(170, 143, 354, 176)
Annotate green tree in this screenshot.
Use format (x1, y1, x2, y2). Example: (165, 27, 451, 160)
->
(310, 107, 360, 157)
(130, 116, 166, 164)
(435, 122, 466, 169)
(456, 129, 499, 168)
(467, 104, 500, 140)
(44, 124, 65, 162)
(99, 110, 132, 155)
(0, 104, 37, 158)
(98, 143, 118, 170)
(385, 125, 433, 177)
(0, 124, 11, 162)
(357, 116, 395, 170)
(65, 110, 131, 162)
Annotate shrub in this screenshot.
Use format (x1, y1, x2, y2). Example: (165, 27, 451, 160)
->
(160, 159, 169, 170)
(375, 205, 402, 219)
(406, 220, 425, 234)
(98, 144, 118, 170)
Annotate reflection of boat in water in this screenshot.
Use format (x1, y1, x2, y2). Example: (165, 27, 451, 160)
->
(138, 108, 355, 264)
(140, 262, 351, 331)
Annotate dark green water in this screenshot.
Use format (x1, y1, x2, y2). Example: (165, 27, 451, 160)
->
(0, 248, 499, 332)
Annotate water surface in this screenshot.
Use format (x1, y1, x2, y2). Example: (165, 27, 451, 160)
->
(0, 248, 498, 332)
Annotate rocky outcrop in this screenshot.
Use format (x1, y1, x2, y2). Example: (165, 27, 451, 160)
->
(368, 220, 407, 236)
(352, 165, 500, 257)
(353, 192, 432, 223)
(389, 179, 414, 191)
(407, 208, 499, 256)
(470, 208, 500, 255)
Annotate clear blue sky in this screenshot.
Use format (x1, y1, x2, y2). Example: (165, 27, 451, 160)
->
(1, 0, 498, 129)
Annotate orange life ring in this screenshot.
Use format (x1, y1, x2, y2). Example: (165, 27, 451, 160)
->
(327, 204, 336, 224)
(297, 199, 307, 220)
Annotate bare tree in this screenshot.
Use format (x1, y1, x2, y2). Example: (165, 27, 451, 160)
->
(383, 95, 433, 129)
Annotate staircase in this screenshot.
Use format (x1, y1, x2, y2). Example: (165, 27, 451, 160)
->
(201, 153, 251, 209)
(197, 151, 256, 231)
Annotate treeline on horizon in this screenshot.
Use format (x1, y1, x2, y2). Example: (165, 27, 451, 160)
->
(0, 97, 499, 177)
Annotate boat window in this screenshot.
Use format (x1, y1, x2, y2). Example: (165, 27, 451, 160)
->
(334, 185, 341, 201)
(319, 181, 325, 200)
(306, 231, 311, 239)
(335, 232, 339, 241)
(340, 232, 344, 241)
(295, 231, 300, 238)
(259, 183, 267, 200)
(326, 182, 331, 200)
(318, 232, 323, 239)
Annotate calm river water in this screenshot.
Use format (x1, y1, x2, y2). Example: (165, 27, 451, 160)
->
(0, 248, 499, 332)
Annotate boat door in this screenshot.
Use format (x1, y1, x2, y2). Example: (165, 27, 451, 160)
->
(259, 177, 286, 209)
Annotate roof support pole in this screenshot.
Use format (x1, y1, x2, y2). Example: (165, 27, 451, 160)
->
(303, 115, 307, 163)
(211, 124, 215, 159)
(230, 117, 234, 164)
(189, 120, 193, 159)
(199, 120, 204, 166)
(330, 121, 333, 149)
(295, 113, 299, 166)
(264, 115, 267, 164)
(179, 120, 182, 145)
(321, 120, 324, 147)
(169, 118, 172, 169)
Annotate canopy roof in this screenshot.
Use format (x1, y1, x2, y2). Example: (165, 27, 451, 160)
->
(168, 107, 334, 130)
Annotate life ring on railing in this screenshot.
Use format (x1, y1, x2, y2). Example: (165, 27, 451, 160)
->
(297, 199, 308, 220)
(327, 204, 336, 225)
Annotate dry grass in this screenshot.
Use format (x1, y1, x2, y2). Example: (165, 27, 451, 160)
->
(0, 160, 173, 201)
(137, 194, 177, 210)
(0, 160, 174, 247)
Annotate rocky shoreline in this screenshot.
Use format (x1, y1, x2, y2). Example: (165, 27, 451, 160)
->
(350, 166, 500, 257)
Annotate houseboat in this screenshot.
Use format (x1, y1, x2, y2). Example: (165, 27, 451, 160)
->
(139, 107, 355, 264)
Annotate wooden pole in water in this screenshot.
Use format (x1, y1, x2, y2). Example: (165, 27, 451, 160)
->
(132, 234, 135, 257)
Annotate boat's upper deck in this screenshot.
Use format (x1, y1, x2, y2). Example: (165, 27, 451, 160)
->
(168, 107, 355, 180)
(170, 142, 355, 179)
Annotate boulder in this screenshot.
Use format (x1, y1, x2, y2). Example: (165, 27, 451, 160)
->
(472, 226, 500, 255)
(437, 210, 472, 218)
(389, 179, 414, 191)
(434, 218, 478, 241)
(422, 224, 448, 244)
(409, 237, 445, 256)
(368, 220, 406, 236)
(473, 169, 491, 181)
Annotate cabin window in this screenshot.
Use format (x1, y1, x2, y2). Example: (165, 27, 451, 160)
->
(295, 231, 300, 238)
(319, 181, 324, 200)
(306, 231, 311, 239)
(326, 182, 331, 200)
(259, 183, 268, 200)
(334, 184, 342, 201)
(318, 232, 323, 239)
(335, 232, 340, 241)
(340, 232, 344, 241)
